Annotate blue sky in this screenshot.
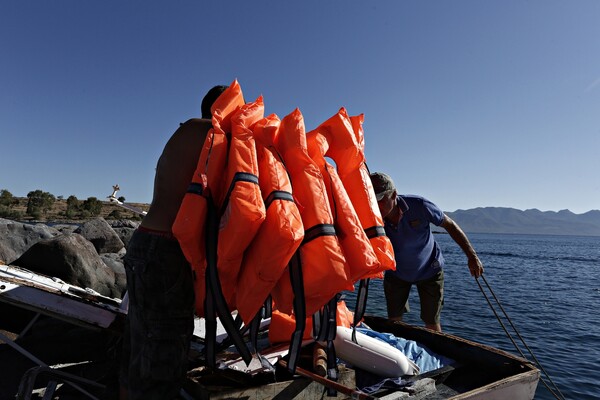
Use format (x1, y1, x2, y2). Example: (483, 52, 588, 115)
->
(2, 1, 599, 214)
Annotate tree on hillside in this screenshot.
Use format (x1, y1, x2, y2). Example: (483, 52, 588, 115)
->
(108, 209, 122, 219)
(66, 195, 80, 218)
(26, 190, 56, 219)
(0, 189, 22, 218)
(0, 189, 15, 209)
(81, 197, 102, 217)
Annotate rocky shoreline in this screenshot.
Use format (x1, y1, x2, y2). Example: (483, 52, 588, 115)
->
(0, 217, 136, 399)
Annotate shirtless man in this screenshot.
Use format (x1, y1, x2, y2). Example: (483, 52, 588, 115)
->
(120, 85, 227, 400)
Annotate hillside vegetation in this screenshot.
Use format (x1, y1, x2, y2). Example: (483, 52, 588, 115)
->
(0, 191, 148, 222)
(2, 189, 599, 236)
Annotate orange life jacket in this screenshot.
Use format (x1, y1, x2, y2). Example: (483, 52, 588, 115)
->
(235, 114, 304, 325)
(270, 109, 353, 317)
(216, 97, 266, 309)
(172, 80, 244, 317)
(306, 128, 381, 282)
(268, 300, 355, 344)
(318, 108, 396, 274)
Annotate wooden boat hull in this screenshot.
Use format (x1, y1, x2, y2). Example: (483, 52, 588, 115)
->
(363, 315, 540, 399)
(0, 264, 539, 399)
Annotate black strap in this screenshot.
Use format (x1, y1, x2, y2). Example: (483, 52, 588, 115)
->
(314, 295, 339, 342)
(204, 196, 252, 366)
(249, 311, 275, 373)
(286, 251, 305, 374)
(352, 278, 370, 343)
(326, 339, 339, 396)
(264, 190, 294, 208)
(364, 225, 386, 239)
(263, 296, 272, 319)
(204, 268, 217, 368)
(220, 172, 259, 215)
(302, 224, 336, 244)
(186, 182, 204, 196)
(310, 295, 340, 397)
(287, 223, 339, 373)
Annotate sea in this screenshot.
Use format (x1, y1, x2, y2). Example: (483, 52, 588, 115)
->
(344, 233, 600, 400)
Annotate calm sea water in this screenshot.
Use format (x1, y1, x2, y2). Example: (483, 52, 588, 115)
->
(344, 233, 600, 400)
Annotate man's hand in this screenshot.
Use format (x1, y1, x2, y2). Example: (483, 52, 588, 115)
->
(468, 255, 484, 278)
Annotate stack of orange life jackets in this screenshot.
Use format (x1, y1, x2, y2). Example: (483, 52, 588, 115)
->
(172, 80, 396, 372)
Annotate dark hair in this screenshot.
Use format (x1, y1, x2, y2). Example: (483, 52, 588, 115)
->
(201, 85, 228, 119)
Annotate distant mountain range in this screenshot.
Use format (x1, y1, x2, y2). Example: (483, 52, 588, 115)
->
(444, 207, 600, 236)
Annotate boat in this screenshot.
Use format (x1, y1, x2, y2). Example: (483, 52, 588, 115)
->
(360, 315, 540, 399)
(0, 263, 539, 399)
(185, 314, 540, 399)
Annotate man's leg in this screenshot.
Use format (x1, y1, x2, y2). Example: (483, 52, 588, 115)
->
(383, 273, 412, 321)
(121, 231, 194, 400)
(416, 270, 444, 332)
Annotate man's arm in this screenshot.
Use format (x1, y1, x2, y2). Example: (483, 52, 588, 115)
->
(439, 214, 484, 278)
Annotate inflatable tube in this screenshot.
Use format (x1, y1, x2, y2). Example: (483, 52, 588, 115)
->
(318, 109, 396, 275)
(235, 115, 304, 325)
(270, 109, 353, 316)
(306, 129, 380, 283)
(217, 97, 266, 309)
(332, 326, 420, 377)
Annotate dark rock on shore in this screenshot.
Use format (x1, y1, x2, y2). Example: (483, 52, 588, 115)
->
(0, 219, 60, 264)
(13, 233, 125, 298)
(74, 217, 125, 254)
(0, 217, 134, 399)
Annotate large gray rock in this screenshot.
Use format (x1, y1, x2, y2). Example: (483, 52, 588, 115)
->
(107, 219, 139, 248)
(107, 219, 140, 229)
(111, 227, 136, 248)
(0, 218, 60, 264)
(13, 233, 125, 298)
(100, 253, 127, 296)
(74, 217, 124, 254)
(51, 223, 80, 235)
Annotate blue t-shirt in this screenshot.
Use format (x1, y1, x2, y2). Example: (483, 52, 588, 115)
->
(384, 195, 445, 282)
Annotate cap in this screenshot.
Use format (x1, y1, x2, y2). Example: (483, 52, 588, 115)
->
(370, 172, 396, 201)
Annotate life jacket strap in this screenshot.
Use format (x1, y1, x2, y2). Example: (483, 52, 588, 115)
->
(326, 339, 339, 397)
(186, 182, 205, 196)
(204, 196, 252, 367)
(249, 312, 275, 373)
(364, 225, 386, 239)
(302, 224, 336, 245)
(264, 190, 294, 208)
(286, 251, 306, 374)
(220, 172, 259, 214)
(311, 295, 340, 397)
(352, 278, 370, 343)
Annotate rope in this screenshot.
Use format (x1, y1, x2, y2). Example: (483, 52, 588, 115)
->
(475, 274, 566, 400)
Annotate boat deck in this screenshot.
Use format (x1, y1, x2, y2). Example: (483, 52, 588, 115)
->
(0, 264, 539, 399)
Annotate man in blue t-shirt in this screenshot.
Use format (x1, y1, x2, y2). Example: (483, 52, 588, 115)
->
(370, 172, 484, 332)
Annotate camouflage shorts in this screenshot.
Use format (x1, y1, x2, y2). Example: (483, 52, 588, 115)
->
(119, 229, 194, 400)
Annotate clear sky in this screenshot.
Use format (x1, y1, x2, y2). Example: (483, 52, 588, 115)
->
(2, 1, 599, 214)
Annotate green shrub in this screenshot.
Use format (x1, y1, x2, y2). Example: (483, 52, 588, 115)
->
(26, 190, 55, 217)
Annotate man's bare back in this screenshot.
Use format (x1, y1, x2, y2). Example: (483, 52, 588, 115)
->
(140, 118, 212, 232)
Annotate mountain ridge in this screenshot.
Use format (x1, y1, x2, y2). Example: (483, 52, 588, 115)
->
(7, 197, 600, 236)
(445, 207, 600, 236)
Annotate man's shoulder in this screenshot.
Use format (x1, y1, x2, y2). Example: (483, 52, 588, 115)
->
(179, 118, 212, 131)
(401, 194, 428, 205)
(402, 195, 442, 212)
(171, 118, 212, 140)
(163, 118, 211, 151)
